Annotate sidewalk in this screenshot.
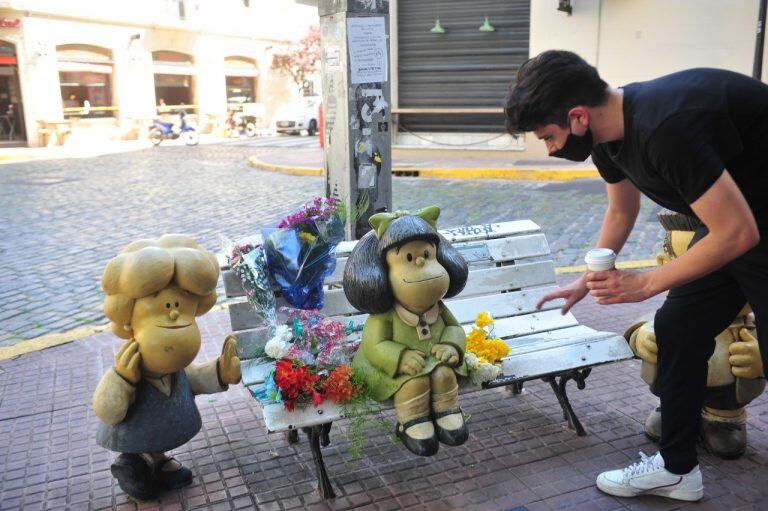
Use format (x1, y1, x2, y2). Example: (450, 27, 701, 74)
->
(248, 147, 599, 181)
(1, 276, 766, 511)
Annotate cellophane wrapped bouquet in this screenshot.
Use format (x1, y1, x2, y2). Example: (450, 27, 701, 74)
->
(262, 197, 344, 310)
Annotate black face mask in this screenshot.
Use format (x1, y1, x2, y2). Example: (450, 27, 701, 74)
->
(550, 126, 593, 162)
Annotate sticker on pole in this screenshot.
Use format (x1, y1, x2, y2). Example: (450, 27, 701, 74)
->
(358, 164, 377, 189)
(347, 17, 387, 84)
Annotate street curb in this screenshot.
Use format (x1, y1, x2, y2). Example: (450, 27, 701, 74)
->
(0, 324, 110, 361)
(247, 156, 599, 181)
(0, 154, 34, 164)
(0, 256, 657, 360)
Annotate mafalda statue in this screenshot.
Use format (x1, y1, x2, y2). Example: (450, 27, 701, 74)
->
(92, 234, 241, 501)
(626, 213, 765, 458)
(343, 206, 469, 456)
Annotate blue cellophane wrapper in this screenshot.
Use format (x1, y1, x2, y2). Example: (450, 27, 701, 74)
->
(263, 216, 344, 310)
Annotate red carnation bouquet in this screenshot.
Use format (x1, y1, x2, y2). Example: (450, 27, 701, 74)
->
(273, 360, 362, 411)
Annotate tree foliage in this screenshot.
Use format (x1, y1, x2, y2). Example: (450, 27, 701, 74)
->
(271, 25, 321, 91)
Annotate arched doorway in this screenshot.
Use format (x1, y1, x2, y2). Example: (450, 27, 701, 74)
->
(224, 56, 258, 109)
(0, 40, 25, 142)
(56, 44, 115, 119)
(152, 50, 195, 113)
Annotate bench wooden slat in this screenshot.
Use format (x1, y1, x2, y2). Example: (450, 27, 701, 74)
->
(218, 220, 542, 270)
(502, 331, 630, 380)
(468, 309, 580, 340)
(460, 260, 556, 297)
(242, 358, 277, 387)
(221, 233, 552, 298)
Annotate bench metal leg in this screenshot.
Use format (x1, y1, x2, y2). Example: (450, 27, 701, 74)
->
(544, 368, 592, 437)
(302, 424, 336, 499)
(285, 429, 299, 444)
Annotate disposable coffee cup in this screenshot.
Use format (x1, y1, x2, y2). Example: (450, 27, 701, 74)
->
(584, 248, 616, 271)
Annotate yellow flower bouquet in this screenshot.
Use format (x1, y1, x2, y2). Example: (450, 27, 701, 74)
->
(465, 312, 510, 386)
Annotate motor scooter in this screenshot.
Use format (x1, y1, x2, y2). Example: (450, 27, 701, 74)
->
(224, 110, 260, 138)
(149, 111, 199, 146)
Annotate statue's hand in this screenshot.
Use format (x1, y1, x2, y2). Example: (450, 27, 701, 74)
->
(730, 328, 764, 379)
(114, 339, 141, 385)
(397, 349, 426, 376)
(217, 336, 242, 385)
(431, 343, 459, 367)
(630, 325, 658, 364)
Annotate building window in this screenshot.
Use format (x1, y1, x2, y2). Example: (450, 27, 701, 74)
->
(57, 44, 114, 118)
(153, 51, 196, 113)
(154, 74, 193, 110)
(226, 76, 256, 105)
(165, 0, 186, 19)
(224, 56, 258, 109)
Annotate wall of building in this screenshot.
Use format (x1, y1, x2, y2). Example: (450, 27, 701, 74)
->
(519, 0, 768, 159)
(0, 0, 319, 145)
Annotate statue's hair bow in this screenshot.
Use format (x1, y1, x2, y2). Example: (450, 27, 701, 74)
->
(368, 205, 441, 239)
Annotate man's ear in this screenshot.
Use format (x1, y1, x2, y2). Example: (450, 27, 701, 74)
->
(567, 106, 590, 134)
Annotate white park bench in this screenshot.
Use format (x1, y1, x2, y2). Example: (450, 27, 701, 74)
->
(220, 220, 634, 499)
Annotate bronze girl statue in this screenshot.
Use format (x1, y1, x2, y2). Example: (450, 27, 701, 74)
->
(93, 234, 241, 501)
(343, 206, 469, 456)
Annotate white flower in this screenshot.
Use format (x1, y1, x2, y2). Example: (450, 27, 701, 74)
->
(464, 352, 480, 370)
(264, 325, 292, 359)
(469, 361, 501, 387)
(273, 324, 292, 343)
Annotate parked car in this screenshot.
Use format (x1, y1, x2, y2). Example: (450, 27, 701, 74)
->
(274, 95, 321, 136)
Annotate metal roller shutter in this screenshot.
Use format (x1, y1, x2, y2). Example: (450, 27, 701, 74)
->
(397, 0, 530, 132)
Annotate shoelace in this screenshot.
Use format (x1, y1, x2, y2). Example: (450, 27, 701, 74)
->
(622, 451, 659, 480)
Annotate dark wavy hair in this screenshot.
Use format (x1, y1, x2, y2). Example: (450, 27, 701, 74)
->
(343, 216, 468, 314)
(504, 50, 609, 134)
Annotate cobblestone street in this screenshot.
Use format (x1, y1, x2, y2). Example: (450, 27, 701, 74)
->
(0, 143, 664, 345)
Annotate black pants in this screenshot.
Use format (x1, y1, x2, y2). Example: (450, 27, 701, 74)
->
(655, 227, 768, 474)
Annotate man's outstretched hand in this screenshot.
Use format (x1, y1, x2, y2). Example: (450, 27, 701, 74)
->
(536, 274, 589, 314)
(585, 269, 656, 304)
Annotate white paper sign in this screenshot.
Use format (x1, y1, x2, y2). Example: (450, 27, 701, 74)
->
(347, 17, 387, 84)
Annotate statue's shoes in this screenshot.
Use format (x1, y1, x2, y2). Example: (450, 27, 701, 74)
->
(700, 418, 746, 459)
(395, 416, 439, 456)
(111, 453, 157, 502)
(153, 457, 194, 490)
(433, 408, 469, 446)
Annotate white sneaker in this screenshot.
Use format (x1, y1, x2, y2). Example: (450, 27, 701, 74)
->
(596, 452, 703, 501)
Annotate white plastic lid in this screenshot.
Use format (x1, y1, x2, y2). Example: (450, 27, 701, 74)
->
(584, 248, 616, 263)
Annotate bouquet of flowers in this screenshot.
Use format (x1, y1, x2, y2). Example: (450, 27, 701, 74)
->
(252, 308, 363, 411)
(229, 242, 276, 327)
(262, 197, 345, 310)
(465, 312, 510, 386)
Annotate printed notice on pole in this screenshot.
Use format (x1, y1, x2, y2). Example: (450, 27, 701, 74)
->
(347, 17, 387, 84)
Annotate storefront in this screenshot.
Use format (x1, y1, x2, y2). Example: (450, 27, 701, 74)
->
(396, 0, 530, 133)
(57, 44, 115, 118)
(0, 39, 25, 141)
(152, 50, 195, 111)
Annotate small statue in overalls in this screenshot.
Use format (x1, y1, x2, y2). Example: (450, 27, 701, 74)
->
(92, 235, 241, 501)
(626, 213, 765, 458)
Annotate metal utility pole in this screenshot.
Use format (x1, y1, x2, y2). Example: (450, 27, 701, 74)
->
(755, 0, 767, 79)
(318, 0, 392, 240)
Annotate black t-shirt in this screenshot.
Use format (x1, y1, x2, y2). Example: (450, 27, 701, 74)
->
(592, 68, 768, 228)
